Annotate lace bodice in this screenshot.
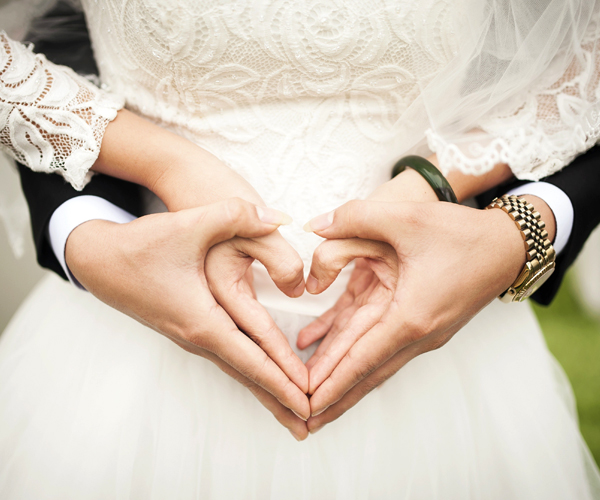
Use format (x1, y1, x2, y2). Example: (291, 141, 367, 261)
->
(79, 0, 469, 265)
(2, 0, 600, 268)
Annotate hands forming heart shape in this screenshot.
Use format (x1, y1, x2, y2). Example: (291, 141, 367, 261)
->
(67, 184, 527, 442)
(201, 197, 524, 440)
(66, 109, 538, 441)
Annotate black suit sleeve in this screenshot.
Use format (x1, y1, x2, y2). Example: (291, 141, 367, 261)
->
(15, 2, 143, 280)
(477, 146, 600, 306)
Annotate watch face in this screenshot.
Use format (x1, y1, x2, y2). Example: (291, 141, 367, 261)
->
(517, 265, 555, 301)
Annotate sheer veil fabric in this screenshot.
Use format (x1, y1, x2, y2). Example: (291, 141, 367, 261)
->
(1, 1, 600, 498)
(420, 0, 600, 180)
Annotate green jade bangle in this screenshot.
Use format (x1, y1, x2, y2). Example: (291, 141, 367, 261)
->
(392, 155, 458, 204)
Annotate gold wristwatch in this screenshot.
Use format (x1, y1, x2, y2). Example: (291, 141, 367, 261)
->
(486, 195, 556, 303)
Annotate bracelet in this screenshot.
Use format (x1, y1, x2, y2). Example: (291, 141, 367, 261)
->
(392, 155, 458, 204)
(486, 195, 556, 302)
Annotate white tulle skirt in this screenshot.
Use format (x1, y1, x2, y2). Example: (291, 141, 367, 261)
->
(0, 274, 599, 499)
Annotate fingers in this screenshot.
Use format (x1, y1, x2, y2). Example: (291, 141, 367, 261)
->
(304, 199, 412, 243)
(298, 259, 379, 353)
(307, 238, 395, 294)
(206, 241, 309, 393)
(296, 290, 354, 350)
(234, 231, 306, 298)
(307, 342, 419, 434)
(307, 298, 388, 394)
(308, 301, 413, 416)
(305, 298, 361, 372)
(307, 326, 454, 433)
(187, 198, 292, 248)
(201, 350, 308, 441)
(198, 302, 311, 420)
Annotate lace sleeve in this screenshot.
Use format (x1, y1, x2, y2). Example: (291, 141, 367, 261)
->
(425, 5, 600, 181)
(0, 31, 124, 190)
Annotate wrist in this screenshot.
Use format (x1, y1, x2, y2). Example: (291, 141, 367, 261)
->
(65, 219, 118, 288)
(368, 168, 439, 203)
(482, 208, 527, 292)
(156, 157, 265, 212)
(515, 195, 556, 243)
(484, 195, 557, 301)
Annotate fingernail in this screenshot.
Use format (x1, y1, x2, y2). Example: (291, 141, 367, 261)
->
(292, 409, 308, 422)
(292, 282, 305, 298)
(256, 206, 293, 225)
(289, 429, 304, 441)
(303, 211, 334, 232)
(306, 274, 318, 294)
(310, 425, 324, 435)
(311, 405, 329, 417)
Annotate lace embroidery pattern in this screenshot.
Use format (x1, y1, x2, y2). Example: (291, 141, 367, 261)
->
(82, 0, 463, 263)
(0, 31, 123, 190)
(428, 33, 600, 180)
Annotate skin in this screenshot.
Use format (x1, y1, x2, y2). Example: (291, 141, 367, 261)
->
(66, 200, 311, 440)
(79, 110, 556, 439)
(298, 167, 556, 434)
(79, 110, 312, 437)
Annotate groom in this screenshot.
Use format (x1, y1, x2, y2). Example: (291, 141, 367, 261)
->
(15, 2, 600, 435)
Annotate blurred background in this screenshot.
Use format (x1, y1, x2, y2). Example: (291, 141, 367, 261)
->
(1, 164, 600, 465)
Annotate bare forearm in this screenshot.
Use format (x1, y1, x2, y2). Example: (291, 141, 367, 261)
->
(92, 109, 263, 211)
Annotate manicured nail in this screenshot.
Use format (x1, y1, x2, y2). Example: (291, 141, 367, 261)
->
(292, 282, 305, 298)
(292, 409, 308, 422)
(303, 211, 334, 232)
(256, 206, 293, 225)
(311, 405, 329, 417)
(309, 425, 324, 435)
(306, 274, 318, 294)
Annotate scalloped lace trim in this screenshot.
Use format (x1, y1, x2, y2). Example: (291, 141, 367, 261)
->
(429, 36, 600, 181)
(427, 119, 600, 181)
(0, 31, 124, 190)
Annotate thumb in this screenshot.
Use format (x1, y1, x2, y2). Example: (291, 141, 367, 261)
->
(189, 198, 291, 248)
(303, 200, 402, 243)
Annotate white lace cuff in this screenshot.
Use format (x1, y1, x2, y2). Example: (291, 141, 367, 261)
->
(426, 31, 600, 181)
(0, 31, 124, 190)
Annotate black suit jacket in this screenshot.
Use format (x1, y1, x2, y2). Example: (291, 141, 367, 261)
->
(16, 2, 600, 305)
(17, 4, 143, 281)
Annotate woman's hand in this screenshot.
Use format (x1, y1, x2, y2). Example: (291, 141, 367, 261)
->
(66, 198, 311, 439)
(300, 199, 535, 434)
(205, 230, 309, 395)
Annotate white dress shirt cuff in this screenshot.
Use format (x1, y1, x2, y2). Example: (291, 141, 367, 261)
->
(506, 182, 574, 256)
(48, 196, 136, 289)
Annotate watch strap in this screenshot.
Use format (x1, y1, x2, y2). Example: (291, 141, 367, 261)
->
(486, 195, 556, 302)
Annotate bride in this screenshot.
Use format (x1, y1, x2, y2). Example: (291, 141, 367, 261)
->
(1, 0, 600, 498)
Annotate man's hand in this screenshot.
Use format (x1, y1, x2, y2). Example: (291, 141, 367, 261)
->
(300, 199, 532, 433)
(66, 198, 310, 439)
(206, 230, 309, 395)
(297, 242, 398, 394)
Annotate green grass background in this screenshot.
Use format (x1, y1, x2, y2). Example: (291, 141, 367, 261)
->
(533, 273, 600, 466)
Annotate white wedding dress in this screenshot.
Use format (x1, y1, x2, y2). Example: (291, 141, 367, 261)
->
(1, 1, 600, 498)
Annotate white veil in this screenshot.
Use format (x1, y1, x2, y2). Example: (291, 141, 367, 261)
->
(405, 0, 600, 180)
